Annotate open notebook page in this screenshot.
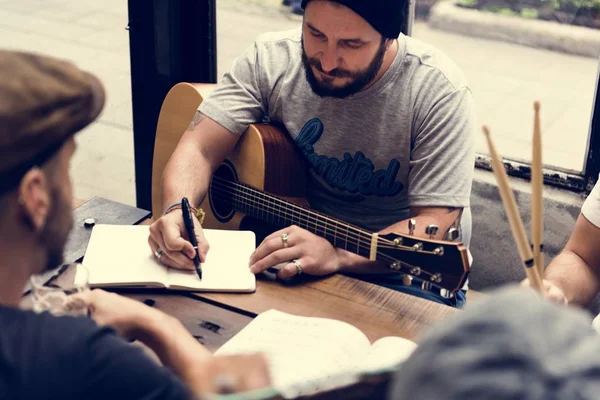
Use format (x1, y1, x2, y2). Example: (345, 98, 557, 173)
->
(82, 225, 166, 286)
(166, 229, 256, 291)
(359, 336, 418, 374)
(215, 309, 372, 391)
(81, 225, 256, 292)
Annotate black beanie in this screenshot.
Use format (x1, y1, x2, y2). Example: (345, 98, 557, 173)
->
(300, 0, 405, 39)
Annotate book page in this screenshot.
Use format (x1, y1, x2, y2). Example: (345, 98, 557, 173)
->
(166, 229, 256, 292)
(83, 225, 166, 287)
(215, 309, 372, 392)
(358, 336, 418, 374)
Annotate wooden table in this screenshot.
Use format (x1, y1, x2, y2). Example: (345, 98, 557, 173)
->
(74, 199, 458, 352)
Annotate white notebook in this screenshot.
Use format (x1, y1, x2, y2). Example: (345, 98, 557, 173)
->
(80, 224, 256, 292)
(216, 309, 417, 395)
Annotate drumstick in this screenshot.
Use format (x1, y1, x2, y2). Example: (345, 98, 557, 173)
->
(483, 125, 544, 292)
(532, 101, 544, 276)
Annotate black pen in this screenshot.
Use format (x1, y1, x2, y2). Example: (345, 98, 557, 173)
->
(182, 197, 202, 279)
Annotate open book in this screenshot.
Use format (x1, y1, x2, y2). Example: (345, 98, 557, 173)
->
(80, 224, 256, 292)
(215, 309, 417, 396)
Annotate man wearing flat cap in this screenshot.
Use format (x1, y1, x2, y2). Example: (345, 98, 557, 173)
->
(0, 50, 269, 399)
(152, 0, 476, 307)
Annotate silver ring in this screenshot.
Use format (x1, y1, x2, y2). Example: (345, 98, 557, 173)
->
(292, 259, 302, 276)
(154, 248, 163, 261)
(281, 233, 289, 248)
(213, 373, 237, 394)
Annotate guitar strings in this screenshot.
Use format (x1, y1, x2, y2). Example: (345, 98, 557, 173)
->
(213, 176, 395, 247)
(209, 184, 373, 251)
(209, 178, 386, 248)
(211, 175, 380, 243)
(209, 177, 452, 253)
(208, 187, 464, 282)
(207, 179, 463, 281)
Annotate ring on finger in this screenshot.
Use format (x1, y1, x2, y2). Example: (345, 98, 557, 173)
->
(281, 233, 289, 248)
(292, 259, 302, 276)
(213, 373, 237, 394)
(154, 248, 163, 261)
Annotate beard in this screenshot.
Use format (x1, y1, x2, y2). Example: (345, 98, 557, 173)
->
(301, 37, 387, 99)
(38, 188, 72, 273)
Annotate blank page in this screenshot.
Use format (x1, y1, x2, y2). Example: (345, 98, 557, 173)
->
(359, 336, 417, 374)
(166, 229, 256, 292)
(83, 225, 166, 287)
(215, 309, 371, 391)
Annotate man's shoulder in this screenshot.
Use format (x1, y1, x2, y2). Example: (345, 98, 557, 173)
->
(255, 28, 301, 48)
(0, 306, 109, 352)
(1, 305, 96, 329)
(403, 35, 469, 91)
(0, 307, 192, 399)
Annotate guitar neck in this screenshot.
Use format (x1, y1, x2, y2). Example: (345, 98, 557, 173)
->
(209, 176, 470, 292)
(230, 182, 375, 259)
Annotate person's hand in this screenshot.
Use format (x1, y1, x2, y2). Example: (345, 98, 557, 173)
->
(195, 354, 271, 395)
(69, 289, 161, 340)
(148, 208, 209, 270)
(521, 279, 569, 305)
(249, 225, 340, 279)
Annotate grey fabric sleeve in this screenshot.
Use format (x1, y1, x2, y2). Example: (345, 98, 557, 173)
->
(581, 176, 600, 228)
(408, 87, 475, 208)
(198, 42, 266, 135)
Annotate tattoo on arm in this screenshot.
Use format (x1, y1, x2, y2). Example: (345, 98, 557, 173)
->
(440, 208, 464, 238)
(449, 208, 463, 230)
(187, 111, 205, 131)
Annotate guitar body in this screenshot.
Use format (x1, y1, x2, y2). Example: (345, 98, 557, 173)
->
(200, 123, 308, 235)
(152, 82, 307, 229)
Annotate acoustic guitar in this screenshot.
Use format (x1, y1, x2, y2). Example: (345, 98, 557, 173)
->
(153, 83, 470, 293)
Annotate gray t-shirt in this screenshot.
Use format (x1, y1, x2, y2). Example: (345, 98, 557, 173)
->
(200, 29, 475, 241)
(582, 175, 600, 228)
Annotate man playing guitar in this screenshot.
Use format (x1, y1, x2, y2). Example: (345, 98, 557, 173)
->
(149, 0, 476, 307)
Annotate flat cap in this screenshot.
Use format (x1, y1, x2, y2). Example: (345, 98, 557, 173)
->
(0, 50, 105, 194)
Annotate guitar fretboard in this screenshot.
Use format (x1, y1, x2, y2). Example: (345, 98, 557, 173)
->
(211, 177, 375, 259)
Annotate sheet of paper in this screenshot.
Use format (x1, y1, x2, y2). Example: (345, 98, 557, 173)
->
(166, 229, 256, 292)
(83, 225, 166, 286)
(359, 336, 418, 373)
(215, 309, 371, 391)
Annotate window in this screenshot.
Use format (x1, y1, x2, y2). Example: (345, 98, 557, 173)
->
(411, 0, 600, 188)
(0, 0, 135, 205)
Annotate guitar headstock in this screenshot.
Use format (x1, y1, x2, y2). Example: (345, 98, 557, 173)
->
(377, 230, 470, 293)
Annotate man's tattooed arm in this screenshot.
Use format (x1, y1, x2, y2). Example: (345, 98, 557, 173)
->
(187, 111, 205, 131)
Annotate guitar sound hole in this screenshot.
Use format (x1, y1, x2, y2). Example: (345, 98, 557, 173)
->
(209, 161, 238, 223)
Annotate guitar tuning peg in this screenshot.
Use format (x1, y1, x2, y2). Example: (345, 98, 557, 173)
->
(408, 219, 416, 236)
(425, 224, 439, 239)
(445, 228, 459, 241)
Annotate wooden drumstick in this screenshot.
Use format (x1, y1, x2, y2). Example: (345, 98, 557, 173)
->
(483, 125, 544, 292)
(532, 101, 544, 276)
